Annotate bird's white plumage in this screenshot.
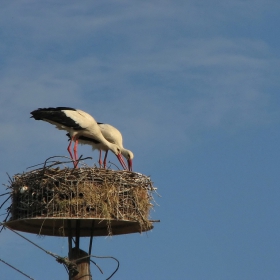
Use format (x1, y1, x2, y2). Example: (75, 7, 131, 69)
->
(63, 109, 96, 130)
(68, 122, 134, 170)
(31, 107, 128, 169)
(63, 110, 108, 143)
(98, 123, 134, 161)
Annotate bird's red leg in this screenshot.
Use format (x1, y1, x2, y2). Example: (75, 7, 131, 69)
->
(67, 137, 74, 160)
(73, 139, 79, 168)
(103, 151, 108, 169)
(98, 150, 103, 168)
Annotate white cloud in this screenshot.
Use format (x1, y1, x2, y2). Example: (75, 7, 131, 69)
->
(0, 38, 279, 155)
(0, 0, 279, 158)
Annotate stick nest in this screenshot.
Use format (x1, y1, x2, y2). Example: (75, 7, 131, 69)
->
(9, 166, 157, 233)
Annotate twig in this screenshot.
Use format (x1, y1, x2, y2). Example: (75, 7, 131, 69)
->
(6, 172, 13, 184)
(0, 195, 11, 209)
(0, 192, 10, 197)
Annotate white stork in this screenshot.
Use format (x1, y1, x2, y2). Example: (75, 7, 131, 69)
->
(30, 107, 128, 169)
(66, 123, 134, 171)
(98, 123, 134, 171)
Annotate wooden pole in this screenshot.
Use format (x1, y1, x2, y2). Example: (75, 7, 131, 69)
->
(69, 247, 91, 280)
(67, 220, 92, 280)
(67, 220, 73, 280)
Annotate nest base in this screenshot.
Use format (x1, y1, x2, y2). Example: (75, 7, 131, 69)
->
(5, 217, 153, 237)
(6, 166, 157, 237)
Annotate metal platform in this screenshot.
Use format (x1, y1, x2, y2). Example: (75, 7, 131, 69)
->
(4, 217, 153, 237)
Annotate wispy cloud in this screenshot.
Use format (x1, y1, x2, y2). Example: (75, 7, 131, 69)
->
(0, 1, 279, 156)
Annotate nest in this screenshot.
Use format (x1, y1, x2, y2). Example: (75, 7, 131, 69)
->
(7, 165, 157, 235)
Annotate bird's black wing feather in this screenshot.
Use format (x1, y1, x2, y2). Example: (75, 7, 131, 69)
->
(65, 133, 100, 144)
(30, 107, 83, 130)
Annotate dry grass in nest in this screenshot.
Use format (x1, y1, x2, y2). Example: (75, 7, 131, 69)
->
(9, 166, 157, 233)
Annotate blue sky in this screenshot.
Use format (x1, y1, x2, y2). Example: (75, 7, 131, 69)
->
(1, 1, 280, 279)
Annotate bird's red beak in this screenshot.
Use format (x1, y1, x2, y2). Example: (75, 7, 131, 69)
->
(117, 154, 128, 170)
(128, 159, 133, 171)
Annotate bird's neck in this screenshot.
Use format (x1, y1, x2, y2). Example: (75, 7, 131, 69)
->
(106, 142, 118, 154)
